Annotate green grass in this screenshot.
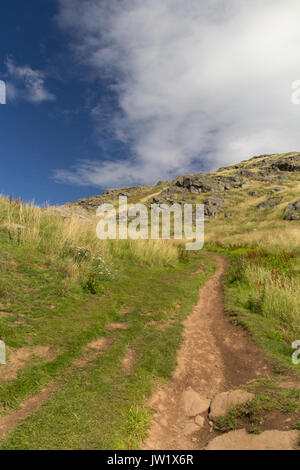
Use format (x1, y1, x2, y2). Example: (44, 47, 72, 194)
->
(206, 243, 300, 442)
(214, 380, 300, 435)
(206, 243, 300, 370)
(0, 215, 216, 449)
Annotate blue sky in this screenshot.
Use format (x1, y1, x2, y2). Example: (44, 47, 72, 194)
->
(1, 1, 300, 205)
(0, 0, 126, 205)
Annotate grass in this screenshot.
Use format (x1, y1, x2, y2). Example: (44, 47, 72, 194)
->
(1, 150, 300, 448)
(0, 195, 216, 449)
(214, 379, 300, 435)
(211, 246, 300, 369)
(201, 156, 300, 441)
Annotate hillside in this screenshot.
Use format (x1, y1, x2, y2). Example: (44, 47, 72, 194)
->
(0, 152, 299, 450)
(56, 152, 300, 246)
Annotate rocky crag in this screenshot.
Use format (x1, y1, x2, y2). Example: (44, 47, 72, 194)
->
(53, 152, 300, 221)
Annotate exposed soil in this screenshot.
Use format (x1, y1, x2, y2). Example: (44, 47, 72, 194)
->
(118, 308, 131, 316)
(0, 346, 56, 381)
(0, 336, 115, 439)
(122, 349, 137, 371)
(107, 322, 130, 330)
(74, 337, 113, 366)
(0, 255, 298, 449)
(146, 320, 172, 331)
(142, 255, 276, 450)
(0, 385, 57, 440)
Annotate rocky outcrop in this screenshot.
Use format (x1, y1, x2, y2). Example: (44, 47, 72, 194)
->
(51, 205, 93, 222)
(283, 200, 300, 220)
(172, 173, 246, 193)
(74, 185, 151, 210)
(257, 197, 282, 210)
(271, 154, 300, 172)
(204, 194, 225, 218)
(182, 388, 210, 417)
(209, 390, 255, 422)
(61, 152, 300, 217)
(205, 429, 299, 450)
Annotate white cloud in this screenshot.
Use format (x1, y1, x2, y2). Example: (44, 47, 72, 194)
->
(56, 0, 300, 187)
(6, 58, 55, 104)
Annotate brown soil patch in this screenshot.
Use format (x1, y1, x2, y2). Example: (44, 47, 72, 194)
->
(122, 349, 137, 371)
(146, 320, 172, 331)
(85, 337, 112, 352)
(0, 312, 12, 318)
(0, 346, 56, 382)
(240, 408, 300, 434)
(75, 337, 113, 366)
(0, 385, 57, 440)
(107, 322, 130, 330)
(118, 308, 131, 316)
(277, 379, 300, 391)
(193, 268, 204, 275)
(143, 255, 273, 450)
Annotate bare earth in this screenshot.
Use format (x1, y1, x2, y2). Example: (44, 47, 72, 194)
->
(142, 255, 292, 450)
(0, 255, 298, 449)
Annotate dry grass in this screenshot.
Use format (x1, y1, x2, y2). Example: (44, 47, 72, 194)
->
(0, 196, 180, 273)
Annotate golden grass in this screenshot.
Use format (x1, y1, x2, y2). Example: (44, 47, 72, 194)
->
(0, 196, 179, 269)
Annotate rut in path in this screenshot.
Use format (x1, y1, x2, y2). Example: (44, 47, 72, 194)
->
(142, 255, 271, 450)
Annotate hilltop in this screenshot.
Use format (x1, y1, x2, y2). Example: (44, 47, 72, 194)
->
(55, 152, 300, 236)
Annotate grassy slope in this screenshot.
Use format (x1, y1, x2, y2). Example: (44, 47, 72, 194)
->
(0, 198, 216, 449)
(107, 152, 300, 372)
(1, 152, 300, 447)
(82, 152, 300, 438)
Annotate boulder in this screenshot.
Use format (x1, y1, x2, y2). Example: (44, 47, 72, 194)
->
(248, 191, 263, 197)
(182, 388, 210, 417)
(257, 197, 282, 210)
(271, 155, 300, 172)
(209, 390, 255, 421)
(283, 200, 300, 220)
(205, 429, 299, 450)
(204, 195, 224, 218)
(194, 415, 205, 428)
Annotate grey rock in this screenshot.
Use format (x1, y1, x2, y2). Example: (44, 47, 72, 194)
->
(182, 388, 210, 417)
(257, 197, 282, 210)
(205, 429, 299, 450)
(194, 415, 205, 428)
(283, 200, 300, 220)
(271, 154, 300, 172)
(248, 191, 263, 197)
(209, 390, 255, 421)
(204, 195, 225, 218)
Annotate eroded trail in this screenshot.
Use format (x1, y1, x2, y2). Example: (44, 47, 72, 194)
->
(143, 255, 271, 450)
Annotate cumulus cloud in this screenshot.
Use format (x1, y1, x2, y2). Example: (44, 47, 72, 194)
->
(6, 58, 55, 103)
(55, 0, 300, 187)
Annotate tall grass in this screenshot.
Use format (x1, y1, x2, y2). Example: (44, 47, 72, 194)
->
(0, 196, 179, 277)
(228, 253, 300, 345)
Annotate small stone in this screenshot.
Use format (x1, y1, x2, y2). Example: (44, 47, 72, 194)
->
(283, 200, 300, 220)
(194, 415, 205, 428)
(182, 387, 211, 417)
(183, 421, 200, 436)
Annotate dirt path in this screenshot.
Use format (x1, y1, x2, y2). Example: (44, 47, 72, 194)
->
(0, 386, 57, 440)
(142, 255, 272, 450)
